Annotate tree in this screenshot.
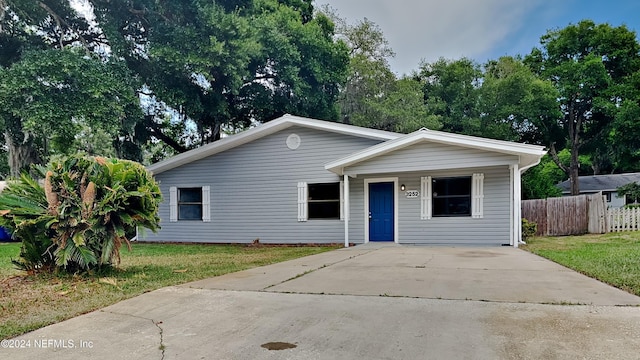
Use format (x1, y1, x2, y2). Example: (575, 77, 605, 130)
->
(525, 20, 640, 195)
(323, 11, 439, 132)
(1, 0, 349, 169)
(418, 58, 482, 135)
(323, 11, 396, 124)
(521, 155, 564, 199)
(480, 56, 561, 143)
(0, 48, 141, 176)
(608, 71, 640, 173)
(617, 182, 640, 205)
(367, 77, 441, 132)
(0, 1, 146, 173)
(92, 0, 349, 149)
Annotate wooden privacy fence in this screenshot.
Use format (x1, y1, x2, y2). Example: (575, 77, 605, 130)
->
(607, 207, 640, 232)
(522, 193, 606, 236)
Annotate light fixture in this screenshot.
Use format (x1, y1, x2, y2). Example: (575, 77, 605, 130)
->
(400, 184, 406, 191)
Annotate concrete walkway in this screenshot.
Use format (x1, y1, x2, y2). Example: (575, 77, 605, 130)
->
(2, 245, 640, 359)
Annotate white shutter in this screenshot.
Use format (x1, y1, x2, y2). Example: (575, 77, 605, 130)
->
(421, 176, 432, 220)
(472, 173, 484, 219)
(339, 180, 344, 221)
(202, 186, 211, 222)
(297, 182, 308, 222)
(169, 187, 178, 222)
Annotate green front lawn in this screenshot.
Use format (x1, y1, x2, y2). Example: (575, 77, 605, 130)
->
(0, 243, 20, 277)
(0, 242, 339, 340)
(523, 232, 640, 297)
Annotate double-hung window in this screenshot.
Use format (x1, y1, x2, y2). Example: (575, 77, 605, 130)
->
(178, 188, 203, 220)
(169, 186, 211, 222)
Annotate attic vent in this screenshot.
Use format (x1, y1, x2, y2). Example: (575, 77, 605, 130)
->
(419, 127, 430, 131)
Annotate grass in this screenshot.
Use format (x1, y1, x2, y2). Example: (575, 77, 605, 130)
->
(0, 243, 21, 277)
(523, 232, 640, 297)
(0, 242, 339, 340)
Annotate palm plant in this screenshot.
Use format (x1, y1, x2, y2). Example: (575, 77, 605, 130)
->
(0, 155, 162, 273)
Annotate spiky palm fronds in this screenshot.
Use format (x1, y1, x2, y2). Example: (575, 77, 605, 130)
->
(0, 155, 161, 273)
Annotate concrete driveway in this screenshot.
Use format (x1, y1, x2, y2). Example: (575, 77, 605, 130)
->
(3, 244, 640, 359)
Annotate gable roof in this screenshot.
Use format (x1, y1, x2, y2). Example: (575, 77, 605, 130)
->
(324, 128, 547, 175)
(148, 114, 399, 175)
(557, 173, 640, 193)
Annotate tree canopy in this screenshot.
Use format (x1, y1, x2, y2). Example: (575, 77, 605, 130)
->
(525, 20, 640, 194)
(2, 6, 640, 200)
(0, 0, 349, 175)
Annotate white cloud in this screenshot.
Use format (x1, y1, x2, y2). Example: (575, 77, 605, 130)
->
(316, 0, 544, 75)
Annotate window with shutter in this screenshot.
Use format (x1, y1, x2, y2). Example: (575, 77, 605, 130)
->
(170, 186, 210, 221)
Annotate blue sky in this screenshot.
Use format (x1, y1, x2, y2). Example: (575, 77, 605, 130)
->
(315, 0, 640, 75)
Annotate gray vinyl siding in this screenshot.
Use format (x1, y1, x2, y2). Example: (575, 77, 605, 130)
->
(346, 142, 518, 175)
(142, 126, 382, 244)
(375, 166, 511, 245)
(346, 177, 366, 244)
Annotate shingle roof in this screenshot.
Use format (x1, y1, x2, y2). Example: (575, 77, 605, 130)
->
(557, 173, 640, 193)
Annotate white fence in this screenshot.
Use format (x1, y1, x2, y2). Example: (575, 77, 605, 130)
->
(607, 207, 640, 232)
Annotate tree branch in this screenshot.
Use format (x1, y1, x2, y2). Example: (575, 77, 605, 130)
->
(37, 1, 91, 52)
(547, 143, 568, 175)
(146, 119, 188, 153)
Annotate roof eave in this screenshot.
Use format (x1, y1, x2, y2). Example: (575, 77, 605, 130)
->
(325, 130, 547, 173)
(148, 114, 399, 175)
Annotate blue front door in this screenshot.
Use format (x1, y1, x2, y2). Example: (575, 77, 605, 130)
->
(369, 182, 394, 241)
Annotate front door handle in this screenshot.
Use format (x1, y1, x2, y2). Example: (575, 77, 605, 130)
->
(368, 212, 372, 219)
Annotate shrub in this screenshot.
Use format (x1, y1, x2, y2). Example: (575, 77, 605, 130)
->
(522, 218, 538, 241)
(0, 155, 161, 273)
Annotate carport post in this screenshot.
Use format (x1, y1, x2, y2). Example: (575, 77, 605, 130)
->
(344, 174, 349, 248)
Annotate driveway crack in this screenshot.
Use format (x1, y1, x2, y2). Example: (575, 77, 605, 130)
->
(101, 310, 166, 359)
(263, 248, 378, 290)
(154, 320, 166, 360)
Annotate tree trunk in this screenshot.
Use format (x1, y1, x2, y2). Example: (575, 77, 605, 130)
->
(567, 101, 582, 196)
(569, 144, 580, 195)
(5, 131, 40, 178)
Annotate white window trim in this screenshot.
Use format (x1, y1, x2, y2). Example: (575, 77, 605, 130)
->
(420, 174, 484, 219)
(169, 186, 210, 222)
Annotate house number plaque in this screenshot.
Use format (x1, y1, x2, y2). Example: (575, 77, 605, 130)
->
(405, 190, 419, 198)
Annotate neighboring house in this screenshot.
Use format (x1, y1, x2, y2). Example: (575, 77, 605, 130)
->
(142, 114, 546, 247)
(557, 173, 640, 208)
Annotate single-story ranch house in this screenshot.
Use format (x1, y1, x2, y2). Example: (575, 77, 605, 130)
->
(142, 115, 546, 247)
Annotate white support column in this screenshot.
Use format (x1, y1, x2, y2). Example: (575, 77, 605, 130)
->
(509, 166, 514, 246)
(343, 174, 350, 248)
(511, 164, 522, 248)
